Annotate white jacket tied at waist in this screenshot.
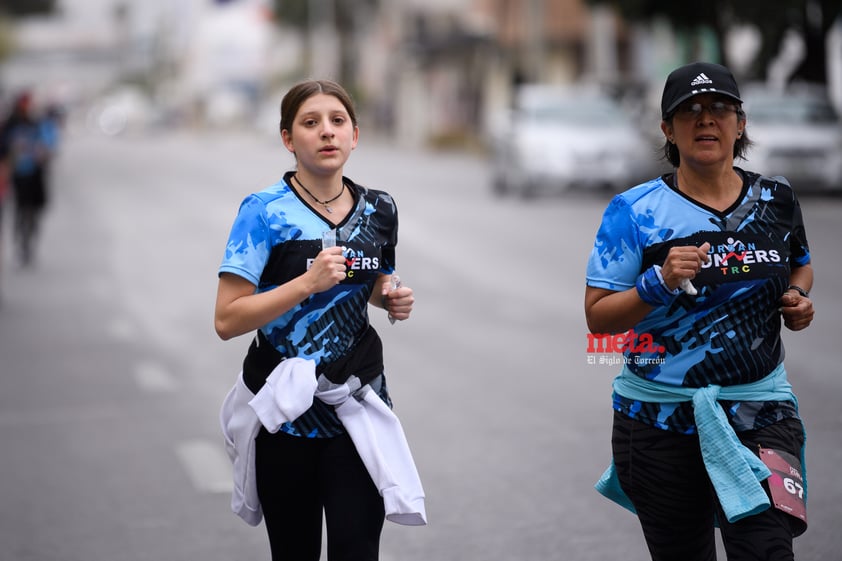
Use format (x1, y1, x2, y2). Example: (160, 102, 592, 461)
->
(219, 357, 427, 527)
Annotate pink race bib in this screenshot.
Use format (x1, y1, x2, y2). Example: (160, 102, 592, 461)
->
(760, 447, 807, 527)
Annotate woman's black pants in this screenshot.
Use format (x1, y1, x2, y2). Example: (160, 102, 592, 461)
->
(612, 411, 805, 561)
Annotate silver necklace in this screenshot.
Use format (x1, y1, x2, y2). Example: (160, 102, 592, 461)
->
(294, 174, 345, 214)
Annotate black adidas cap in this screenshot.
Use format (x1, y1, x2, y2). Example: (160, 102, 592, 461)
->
(661, 62, 743, 120)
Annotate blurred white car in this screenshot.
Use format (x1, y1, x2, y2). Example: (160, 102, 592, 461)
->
(742, 85, 842, 193)
(86, 87, 159, 136)
(489, 84, 655, 197)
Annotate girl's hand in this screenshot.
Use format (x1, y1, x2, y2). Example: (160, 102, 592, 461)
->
(382, 276, 414, 321)
(307, 246, 347, 293)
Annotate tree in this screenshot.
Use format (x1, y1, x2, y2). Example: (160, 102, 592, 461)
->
(593, 0, 841, 84)
(0, 0, 55, 17)
(270, 0, 379, 93)
(0, 0, 56, 63)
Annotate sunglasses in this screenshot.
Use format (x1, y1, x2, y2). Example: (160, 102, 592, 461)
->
(674, 100, 739, 119)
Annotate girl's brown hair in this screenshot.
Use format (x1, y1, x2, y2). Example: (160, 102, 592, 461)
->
(279, 80, 358, 137)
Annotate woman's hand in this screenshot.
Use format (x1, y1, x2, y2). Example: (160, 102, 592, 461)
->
(660, 242, 711, 291)
(780, 290, 814, 331)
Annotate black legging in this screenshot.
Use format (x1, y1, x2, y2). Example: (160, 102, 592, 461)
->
(612, 412, 805, 561)
(255, 428, 385, 561)
(12, 169, 47, 265)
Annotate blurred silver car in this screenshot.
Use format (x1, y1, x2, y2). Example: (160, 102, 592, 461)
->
(489, 85, 655, 197)
(742, 85, 842, 193)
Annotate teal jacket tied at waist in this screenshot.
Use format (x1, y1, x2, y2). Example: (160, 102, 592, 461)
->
(595, 363, 805, 523)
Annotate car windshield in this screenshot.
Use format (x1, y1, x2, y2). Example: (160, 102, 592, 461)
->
(520, 100, 624, 125)
(748, 97, 839, 124)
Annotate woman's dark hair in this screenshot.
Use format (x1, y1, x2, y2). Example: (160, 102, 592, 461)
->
(661, 108, 752, 167)
(279, 79, 358, 137)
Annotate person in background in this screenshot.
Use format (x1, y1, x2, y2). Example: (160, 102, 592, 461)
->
(0, 94, 7, 250)
(215, 79, 423, 561)
(2, 91, 53, 266)
(0, 112, 7, 297)
(585, 62, 814, 560)
(39, 102, 64, 166)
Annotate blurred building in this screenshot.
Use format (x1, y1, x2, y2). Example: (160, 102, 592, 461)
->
(0, 3, 135, 108)
(0, 0, 281, 129)
(363, 0, 633, 147)
(2, 0, 839, 147)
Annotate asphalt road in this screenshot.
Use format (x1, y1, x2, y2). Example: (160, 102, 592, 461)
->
(0, 125, 839, 560)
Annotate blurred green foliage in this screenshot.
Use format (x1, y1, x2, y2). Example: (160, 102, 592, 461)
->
(0, 0, 56, 61)
(0, 0, 55, 17)
(594, 0, 841, 82)
(270, 0, 379, 96)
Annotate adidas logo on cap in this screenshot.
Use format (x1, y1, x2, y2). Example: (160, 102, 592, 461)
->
(690, 73, 713, 86)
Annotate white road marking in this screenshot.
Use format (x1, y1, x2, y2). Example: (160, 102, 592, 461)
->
(175, 439, 233, 494)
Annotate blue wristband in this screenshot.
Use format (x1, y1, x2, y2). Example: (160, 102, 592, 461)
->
(636, 265, 681, 307)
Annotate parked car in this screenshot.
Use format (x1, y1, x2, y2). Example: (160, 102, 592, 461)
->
(741, 85, 842, 193)
(489, 84, 655, 197)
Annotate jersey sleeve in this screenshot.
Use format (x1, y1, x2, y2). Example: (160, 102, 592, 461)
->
(586, 195, 643, 291)
(382, 201, 397, 274)
(218, 195, 272, 286)
(789, 193, 811, 267)
(367, 188, 398, 274)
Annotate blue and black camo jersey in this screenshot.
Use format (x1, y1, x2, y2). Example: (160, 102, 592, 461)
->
(219, 171, 397, 438)
(586, 169, 810, 434)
